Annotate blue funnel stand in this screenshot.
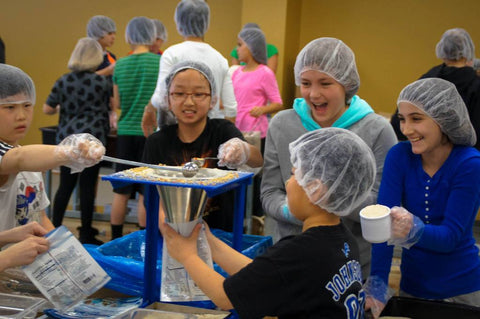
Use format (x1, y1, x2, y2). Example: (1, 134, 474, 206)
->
(102, 171, 254, 306)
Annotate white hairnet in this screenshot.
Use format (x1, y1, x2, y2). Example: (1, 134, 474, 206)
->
(473, 58, 480, 71)
(238, 28, 267, 65)
(164, 60, 217, 106)
(174, 0, 210, 38)
(87, 15, 116, 40)
(435, 28, 475, 62)
(242, 22, 260, 30)
(294, 37, 360, 103)
(397, 78, 476, 146)
(289, 128, 376, 217)
(0, 64, 35, 105)
(68, 37, 103, 72)
(152, 19, 168, 41)
(125, 16, 156, 45)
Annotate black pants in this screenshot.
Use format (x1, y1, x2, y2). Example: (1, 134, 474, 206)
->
(52, 164, 101, 228)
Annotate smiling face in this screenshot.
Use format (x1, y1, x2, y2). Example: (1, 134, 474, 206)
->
(168, 69, 212, 128)
(0, 93, 34, 146)
(300, 70, 347, 127)
(398, 101, 451, 156)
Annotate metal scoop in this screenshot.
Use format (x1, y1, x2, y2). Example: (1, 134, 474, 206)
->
(102, 155, 199, 178)
(191, 157, 219, 167)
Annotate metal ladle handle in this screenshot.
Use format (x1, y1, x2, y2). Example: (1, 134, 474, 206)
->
(102, 155, 186, 174)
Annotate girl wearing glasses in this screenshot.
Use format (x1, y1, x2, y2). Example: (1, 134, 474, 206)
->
(143, 61, 263, 231)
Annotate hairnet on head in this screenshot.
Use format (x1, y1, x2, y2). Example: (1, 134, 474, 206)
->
(242, 22, 260, 30)
(68, 37, 103, 72)
(238, 28, 267, 65)
(397, 78, 476, 146)
(152, 19, 168, 41)
(175, 0, 210, 38)
(164, 60, 217, 106)
(0, 64, 35, 105)
(435, 28, 475, 62)
(125, 16, 156, 45)
(87, 15, 116, 40)
(289, 128, 376, 217)
(294, 37, 360, 103)
(473, 58, 480, 71)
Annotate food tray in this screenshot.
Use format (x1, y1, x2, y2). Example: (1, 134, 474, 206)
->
(380, 296, 480, 319)
(0, 292, 46, 318)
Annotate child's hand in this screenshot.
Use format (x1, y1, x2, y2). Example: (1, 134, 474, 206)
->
(249, 106, 264, 118)
(388, 206, 424, 248)
(0, 222, 47, 246)
(109, 110, 118, 131)
(159, 222, 202, 264)
(1, 236, 49, 269)
(56, 133, 106, 173)
(141, 105, 157, 137)
(217, 137, 250, 169)
(365, 296, 385, 319)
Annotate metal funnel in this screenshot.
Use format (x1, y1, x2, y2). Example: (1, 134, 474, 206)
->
(157, 185, 208, 223)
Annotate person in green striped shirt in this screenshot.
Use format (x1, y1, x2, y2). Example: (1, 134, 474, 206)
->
(110, 17, 160, 239)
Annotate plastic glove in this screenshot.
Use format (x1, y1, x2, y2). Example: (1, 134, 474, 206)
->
(388, 206, 424, 249)
(55, 133, 105, 173)
(363, 276, 394, 318)
(217, 137, 250, 169)
(109, 111, 118, 131)
(281, 203, 303, 226)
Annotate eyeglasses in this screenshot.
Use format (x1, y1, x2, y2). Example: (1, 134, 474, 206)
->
(169, 92, 211, 102)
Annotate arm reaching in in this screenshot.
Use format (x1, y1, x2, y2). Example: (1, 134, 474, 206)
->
(159, 221, 234, 310)
(217, 137, 263, 169)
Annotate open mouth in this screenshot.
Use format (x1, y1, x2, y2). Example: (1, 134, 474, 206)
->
(410, 137, 422, 143)
(312, 102, 328, 110)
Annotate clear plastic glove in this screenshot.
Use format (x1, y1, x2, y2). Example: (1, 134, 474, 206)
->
(388, 206, 425, 249)
(217, 137, 250, 169)
(109, 111, 118, 131)
(363, 276, 394, 318)
(282, 203, 303, 226)
(55, 133, 105, 173)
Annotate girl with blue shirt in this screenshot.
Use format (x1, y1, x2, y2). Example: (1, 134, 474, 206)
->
(367, 78, 480, 315)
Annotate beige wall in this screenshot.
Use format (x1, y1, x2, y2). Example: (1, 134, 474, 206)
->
(0, 0, 241, 145)
(298, 0, 480, 115)
(2, 0, 480, 145)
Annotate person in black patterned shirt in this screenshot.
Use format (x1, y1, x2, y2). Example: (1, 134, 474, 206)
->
(43, 37, 112, 244)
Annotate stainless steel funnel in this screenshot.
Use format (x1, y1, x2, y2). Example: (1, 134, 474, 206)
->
(157, 185, 208, 223)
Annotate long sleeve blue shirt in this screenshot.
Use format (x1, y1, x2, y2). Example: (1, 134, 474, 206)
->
(371, 142, 480, 299)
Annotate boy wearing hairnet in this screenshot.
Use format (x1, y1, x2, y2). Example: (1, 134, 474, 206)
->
(109, 17, 160, 239)
(160, 128, 376, 318)
(87, 15, 117, 76)
(0, 64, 105, 235)
(141, 0, 237, 136)
(367, 78, 480, 317)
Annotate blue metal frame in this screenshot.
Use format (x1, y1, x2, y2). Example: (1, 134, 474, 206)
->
(102, 171, 253, 305)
